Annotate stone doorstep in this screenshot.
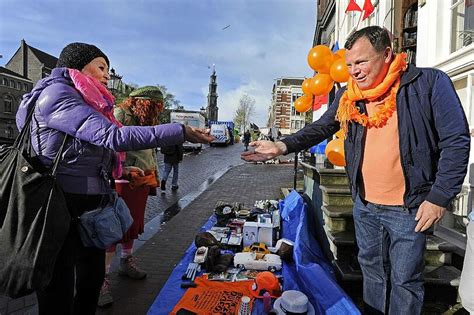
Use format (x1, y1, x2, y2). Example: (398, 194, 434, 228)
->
(320, 185, 352, 195)
(325, 228, 454, 266)
(324, 215, 354, 233)
(334, 260, 462, 287)
(322, 205, 354, 218)
(319, 176, 350, 187)
(322, 205, 354, 233)
(322, 194, 354, 207)
(318, 168, 348, 176)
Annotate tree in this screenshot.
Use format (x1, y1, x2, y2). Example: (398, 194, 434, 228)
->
(233, 94, 255, 133)
(156, 85, 180, 124)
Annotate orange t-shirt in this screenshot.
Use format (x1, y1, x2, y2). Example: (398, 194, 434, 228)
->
(360, 100, 405, 206)
(171, 276, 255, 315)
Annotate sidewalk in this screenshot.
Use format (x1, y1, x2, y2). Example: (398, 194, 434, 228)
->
(97, 163, 294, 315)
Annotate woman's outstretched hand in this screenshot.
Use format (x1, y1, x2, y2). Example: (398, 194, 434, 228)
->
(184, 126, 215, 143)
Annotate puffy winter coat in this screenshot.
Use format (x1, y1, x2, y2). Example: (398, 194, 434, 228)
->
(282, 65, 470, 208)
(16, 68, 184, 194)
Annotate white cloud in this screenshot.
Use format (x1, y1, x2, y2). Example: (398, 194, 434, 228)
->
(213, 80, 270, 126)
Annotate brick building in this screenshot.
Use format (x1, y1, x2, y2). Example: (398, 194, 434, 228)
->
(269, 77, 305, 135)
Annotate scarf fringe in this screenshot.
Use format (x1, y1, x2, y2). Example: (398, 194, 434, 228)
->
(336, 53, 407, 135)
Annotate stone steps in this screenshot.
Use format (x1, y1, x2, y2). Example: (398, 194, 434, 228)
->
(326, 226, 454, 267)
(322, 205, 354, 233)
(320, 185, 353, 207)
(334, 260, 461, 287)
(318, 168, 349, 186)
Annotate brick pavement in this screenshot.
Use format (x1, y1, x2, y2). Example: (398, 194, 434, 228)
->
(96, 163, 294, 315)
(0, 144, 245, 315)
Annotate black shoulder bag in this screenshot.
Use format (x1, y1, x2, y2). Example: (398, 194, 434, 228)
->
(0, 106, 70, 298)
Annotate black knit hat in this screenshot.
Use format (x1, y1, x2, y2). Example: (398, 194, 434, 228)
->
(56, 42, 109, 71)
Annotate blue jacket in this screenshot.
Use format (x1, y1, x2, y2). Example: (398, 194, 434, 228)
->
(282, 65, 470, 208)
(16, 68, 185, 195)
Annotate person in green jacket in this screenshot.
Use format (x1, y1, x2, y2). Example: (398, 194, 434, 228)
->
(98, 86, 164, 307)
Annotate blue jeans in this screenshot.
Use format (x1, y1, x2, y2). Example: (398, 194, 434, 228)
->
(162, 162, 179, 186)
(353, 195, 426, 314)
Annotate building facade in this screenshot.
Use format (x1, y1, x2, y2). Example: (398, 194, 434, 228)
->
(0, 67, 33, 144)
(0, 40, 54, 145)
(316, 0, 473, 250)
(5, 39, 57, 85)
(269, 78, 305, 135)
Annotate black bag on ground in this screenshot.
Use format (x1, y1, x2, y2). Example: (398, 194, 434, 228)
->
(0, 107, 70, 298)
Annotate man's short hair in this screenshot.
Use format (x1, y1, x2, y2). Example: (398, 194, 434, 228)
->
(344, 26, 391, 52)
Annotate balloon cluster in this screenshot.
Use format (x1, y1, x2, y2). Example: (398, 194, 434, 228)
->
(294, 46, 350, 113)
(325, 129, 346, 166)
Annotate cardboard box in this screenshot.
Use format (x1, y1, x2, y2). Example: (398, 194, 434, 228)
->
(243, 221, 275, 247)
(243, 222, 258, 247)
(257, 222, 274, 246)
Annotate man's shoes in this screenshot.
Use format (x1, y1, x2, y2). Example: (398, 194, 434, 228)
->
(171, 185, 179, 191)
(97, 274, 113, 307)
(160, 180, 166, 191)
(118, 255, 147, 280)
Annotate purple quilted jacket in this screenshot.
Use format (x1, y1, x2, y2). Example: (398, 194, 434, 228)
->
(16, 68, 184, 194)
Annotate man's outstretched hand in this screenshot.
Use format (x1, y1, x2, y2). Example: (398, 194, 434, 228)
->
(184, 126, 215, 144)
(241, 140, 287, 162)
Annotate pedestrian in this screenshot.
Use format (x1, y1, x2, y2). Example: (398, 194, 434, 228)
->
(242, 26, 470, 314)
(243, 130, 251, 151)
(160, 144, 184, 191)
(97, 86, 164, 307)
(15, 42, 213, 315)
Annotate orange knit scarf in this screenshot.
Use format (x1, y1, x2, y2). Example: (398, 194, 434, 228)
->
(336, 53, 407, 135)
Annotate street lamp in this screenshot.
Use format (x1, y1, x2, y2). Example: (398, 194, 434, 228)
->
(108, 68, 122, 95)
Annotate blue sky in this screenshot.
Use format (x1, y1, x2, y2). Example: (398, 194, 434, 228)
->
(0, 0, 316, 126)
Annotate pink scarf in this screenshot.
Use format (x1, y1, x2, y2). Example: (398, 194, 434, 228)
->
(68, 68, 125, 179)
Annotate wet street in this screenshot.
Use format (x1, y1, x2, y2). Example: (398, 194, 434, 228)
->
(144, 142, 246, 225)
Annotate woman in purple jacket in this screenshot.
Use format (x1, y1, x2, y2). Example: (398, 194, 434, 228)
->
(15, 42, 212, 315)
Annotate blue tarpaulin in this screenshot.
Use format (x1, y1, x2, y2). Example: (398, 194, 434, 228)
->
(148, 191, 360, 314)
(280, 191, 360, 314)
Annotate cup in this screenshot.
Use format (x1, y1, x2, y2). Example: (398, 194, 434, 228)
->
(238, 295, 251, 315)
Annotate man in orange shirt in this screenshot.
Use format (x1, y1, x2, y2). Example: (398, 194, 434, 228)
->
(242, 26, 470, 314)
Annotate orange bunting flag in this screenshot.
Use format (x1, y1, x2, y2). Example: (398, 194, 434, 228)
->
(346, 0, 362, 12)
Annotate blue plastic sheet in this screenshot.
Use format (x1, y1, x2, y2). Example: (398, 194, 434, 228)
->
(280, 191, 360, 314)
(149, 191, 360, 314)
(309, 140, 328, 155)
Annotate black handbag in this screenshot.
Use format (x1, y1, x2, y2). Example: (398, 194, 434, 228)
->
(0, 106, 70, 298)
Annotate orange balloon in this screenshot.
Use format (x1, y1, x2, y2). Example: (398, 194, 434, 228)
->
(294, 95, 313, 113)
(307, 45, 333, 73)
(330, 58, 350, 83)
(335, 129, 345, 138)
(335, 49, 346, 60)
(325, 138, 346, 166)
(301, 78, 313, 95)
(310, 74, 334, 96)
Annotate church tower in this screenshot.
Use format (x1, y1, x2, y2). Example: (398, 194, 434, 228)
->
(206, 65, 218, 122)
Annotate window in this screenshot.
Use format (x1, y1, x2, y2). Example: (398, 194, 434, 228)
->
(6, 127, 13, 139)
(10, 80, 14, 88)
(23, 83, 28, 91)
(4, 95, 13, 113)
(2, 78, 7, 86)
(451, 0, 473, 52)
(291, 106, 296, 116)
